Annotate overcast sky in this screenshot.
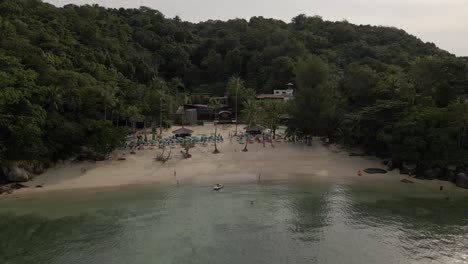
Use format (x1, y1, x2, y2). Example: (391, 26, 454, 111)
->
(44, 0, 468, 56)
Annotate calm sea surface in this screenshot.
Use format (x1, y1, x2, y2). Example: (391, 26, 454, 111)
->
(0, 181, 467, 264)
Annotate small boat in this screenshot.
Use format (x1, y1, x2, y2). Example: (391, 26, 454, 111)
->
(213, 184, 224, 191)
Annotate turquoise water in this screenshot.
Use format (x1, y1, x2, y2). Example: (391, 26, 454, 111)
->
(0, 182, 467, 264)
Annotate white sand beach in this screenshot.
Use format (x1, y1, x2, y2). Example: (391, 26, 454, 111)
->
(9, 124, 466, 196)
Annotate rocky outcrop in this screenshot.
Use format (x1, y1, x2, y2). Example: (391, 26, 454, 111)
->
(364, 168, 387, 174)
(399, 164, 416, 175)
(422, 168, 441, 180)
(400, 179, 414, 184)
(349, 151, 366, 157)
(386, 160, 396, 171)
(6, 167, 31, 182)
(446, 170, 456, 182)
(23, 163, 45, 175)
(455, 173, 468, 189)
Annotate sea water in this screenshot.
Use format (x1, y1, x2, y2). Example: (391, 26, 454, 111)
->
(0, 182, 467, 264)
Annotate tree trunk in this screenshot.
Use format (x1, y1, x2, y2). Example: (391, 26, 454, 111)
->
(262, 133, 265, 148)
(143, 121, 147, 141)
(152, 117, 156, 140)
(307, 135, 312, 146)
(272, 128, 276, 139)
(213, 122, 220, 153)
(243, 134, 248, 152)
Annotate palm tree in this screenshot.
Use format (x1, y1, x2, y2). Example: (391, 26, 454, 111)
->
(125, 105, 143, 138)
(46, 85, 63, 113)
(208, 98, 222, 154)
(101, 86, 117, 121)
(241, 99, 261, 152)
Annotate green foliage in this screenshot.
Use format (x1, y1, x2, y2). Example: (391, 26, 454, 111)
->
(180, 141, 195, 157)
(257, 100, 288, 134)
(225, 76, 255, 113)
(241, 99, 261, 126)
(0, 1, 467, 172)
(82, 120, 126, 160)
(288, 56, 337, 141)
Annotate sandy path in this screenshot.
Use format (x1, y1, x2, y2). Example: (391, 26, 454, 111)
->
(10, 124, 467, 196)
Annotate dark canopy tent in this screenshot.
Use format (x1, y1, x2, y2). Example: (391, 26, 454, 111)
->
(244, 125, 264, 135)
(172, 127, 194, 138)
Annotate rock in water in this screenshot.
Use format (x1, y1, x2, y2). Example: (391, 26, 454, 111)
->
(364, 168, 387, 174)
(7, 168, 31, 182)
(455, 173, 468, 189)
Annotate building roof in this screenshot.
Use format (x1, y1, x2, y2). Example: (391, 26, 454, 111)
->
(256, 94, 287, 100)
(172, 127, 194, 135)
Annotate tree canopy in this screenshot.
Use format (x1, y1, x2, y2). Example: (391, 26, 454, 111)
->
(1, 0, 468, 173)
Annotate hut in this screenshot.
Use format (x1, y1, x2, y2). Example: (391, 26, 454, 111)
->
(217, 111, 233, 124)
(172, 127, 194, 138)
(244, 125, 264, 135)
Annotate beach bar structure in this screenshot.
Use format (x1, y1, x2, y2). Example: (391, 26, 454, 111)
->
(244, 125, 264, 135)
(172, 127, 194, 138)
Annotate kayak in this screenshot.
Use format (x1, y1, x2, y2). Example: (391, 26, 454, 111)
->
(213, 184, 224, 191)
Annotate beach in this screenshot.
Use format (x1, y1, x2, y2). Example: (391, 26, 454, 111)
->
(4, 123, 464, 197)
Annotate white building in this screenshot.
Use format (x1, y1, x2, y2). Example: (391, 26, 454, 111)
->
(256, 83, 295, 101)
(273, 89, 294, 96)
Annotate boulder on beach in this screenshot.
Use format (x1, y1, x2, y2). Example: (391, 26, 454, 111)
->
(7, 167, 31, 182)
(386, 160, 396, 171)
(399, 164, 416, 175)
(444, 166, 457, 182)
(423, 168, 441, 180)
(455, 173, 468, 189)
(32, 163, 45, 174)
(11, 183, 28, 189)
(349, 151, 365, 157)
(364, 168, 387, 174)
(400, 179, 414, 184)
(23, 163, 44, 175)
(447, 170, 456, 182)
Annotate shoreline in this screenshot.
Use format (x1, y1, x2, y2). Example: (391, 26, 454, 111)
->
(3, 124, 467, 198)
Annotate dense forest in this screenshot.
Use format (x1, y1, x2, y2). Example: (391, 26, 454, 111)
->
(1, 0, 468, 184)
